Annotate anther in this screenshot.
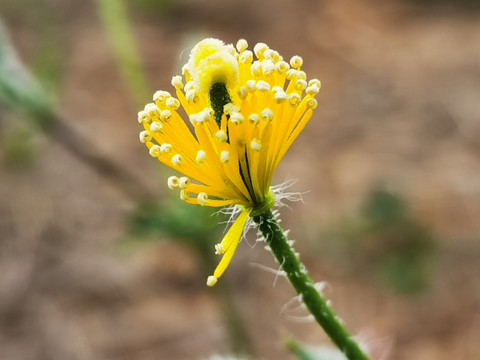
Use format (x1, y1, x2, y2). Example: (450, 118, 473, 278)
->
(166, 97, 180, 110)
(215, 243, 224, 254)
(145, 103, 161, 119)
(261, 108, 274, 122)
(306, 98, 318, 109)
(295, 79, 308, 92)
(216, 130, 228, 142)
(237, 87, 248, 100)
(167, 176, 179, 189)
(153, 90, 171, 105)
(296, 71, 307, 80)
(250, 139, 262, 151)
(290, 55, 303, 69)
(149, 145, 161, 157)
(224, 103, 240, 115)
(171, 75, 183, 89)
(185, 89, 197, 103)
(198, 192, 208, 206)
(306, 85, 320, 96)
(246, 80, 256, 92)
(196, 150, 206, 163)
(139, 131, 152, 143)
(274, 90, 288, 103)
(249, 113, 260, 125)
(262, 60, 276, 76)
(276, 61, 290, 73)
(160, 109, 172, 121)
(253, 43, 269, 59)
(236, 39, 248, 52)
(160, 143, 172, 153)
(206, 275, 218, 287)
(179, 177, 190, 189)
(250, 61, 262, 77)
(220, 151, 229, 163)
(150, 121, 162, 132)
(288, 93, 301, 106)
(171, 154, 182, 166)
(239, 50, 253, 64)
(137, 110, 149, 123)
(256, 80, 270, 92)
(230, 112, 244, 124)
(308, 79, 321, 88)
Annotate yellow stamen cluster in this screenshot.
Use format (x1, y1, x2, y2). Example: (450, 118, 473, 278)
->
(138, 38, 320, 285)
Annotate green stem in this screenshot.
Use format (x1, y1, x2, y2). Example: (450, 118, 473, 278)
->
(253, 209, 370, 360)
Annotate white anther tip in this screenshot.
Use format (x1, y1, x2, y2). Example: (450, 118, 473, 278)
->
(207, 276, 218, 287)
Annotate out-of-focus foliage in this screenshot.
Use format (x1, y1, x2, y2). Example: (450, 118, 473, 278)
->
(0, 22, 54, 125)
(320, 188, 436, 294)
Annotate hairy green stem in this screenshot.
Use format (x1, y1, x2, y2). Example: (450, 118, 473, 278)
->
(253, 209, 370, 360)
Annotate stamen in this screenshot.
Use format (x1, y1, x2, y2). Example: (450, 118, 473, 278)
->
(274, 90, 288, 103)
(198, 192, 208, 206)
(288, 93, 301, 106)
(137, 110, 149, 123)
(153, 90, 171, 105)
(253, 43, 269, 59)
(308, 79, 321, 88)
(246, 80, 256, 92)
(250, 139, 262, 151)
(171, 154, 182, 166)
(171, 75, 183, 89)
(139, 131, 152, 143)
(150, 121, 162, 132)
(239, 50, 253, 64)
(290, 55, 303, 69)
(149, 145, 161, 157)
(166, 97, 180, 110)
(306, 85, 320, 96)
(294, 79, 308, 92)
(256, 80, 270, 92)
(230, 112, 244, 124)
(216, 130, 228, 142)
(251, 61, 262, 77)
(196, 150, 206, 163)
(160, 143, 172, 153)
(261, 108, 274, 122)
(145, 103, 161, 119)
(179, 177, 190, 189)
(215, 243, 224, 254)
(236, 39, 248, 52)
(167, 176, 180, 189)
(306, 98, 318, 109)
(206, 275, 218, 287)
(276, 61, 290, 73)
(160, 109, 172, 121)
(220, 151, 229, 163)
(249, 113, 260, 125)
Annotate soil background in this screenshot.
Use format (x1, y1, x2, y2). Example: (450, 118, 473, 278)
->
(0, 0, 479, 359)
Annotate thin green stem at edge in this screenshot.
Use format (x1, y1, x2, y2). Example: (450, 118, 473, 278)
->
(253, 209, 371, 360)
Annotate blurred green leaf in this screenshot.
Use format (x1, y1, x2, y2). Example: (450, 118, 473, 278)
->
(96, 0, 151, 108)
(0, 21, 55, 126)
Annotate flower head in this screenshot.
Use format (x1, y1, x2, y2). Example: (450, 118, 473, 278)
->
(138, 38, 320, 286)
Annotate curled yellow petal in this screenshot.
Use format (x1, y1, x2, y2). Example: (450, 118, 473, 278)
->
(207, 208, 251, 286)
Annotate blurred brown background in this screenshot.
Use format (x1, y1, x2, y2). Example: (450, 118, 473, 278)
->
(0, 0, 479, 359)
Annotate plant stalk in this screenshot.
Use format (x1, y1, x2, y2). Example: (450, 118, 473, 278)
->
(253, 209, 370, 360)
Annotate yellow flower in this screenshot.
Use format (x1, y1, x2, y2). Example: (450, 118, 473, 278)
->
(138, 38, 320, 286)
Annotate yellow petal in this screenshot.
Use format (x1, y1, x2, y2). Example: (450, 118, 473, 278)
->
(207, 208, 251, 286)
